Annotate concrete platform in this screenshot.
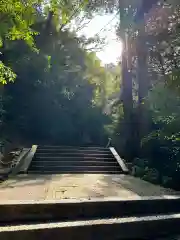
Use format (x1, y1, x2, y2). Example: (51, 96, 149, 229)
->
(0, 174, 179, 201)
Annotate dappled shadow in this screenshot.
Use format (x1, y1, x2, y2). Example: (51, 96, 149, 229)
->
(0, 174, 53, 189)
(42, 174, 133, 200)
(43, 173, 180, 200)
(81, 174, 138, 199)
(101, 174, 180, 198)
(0, 173, 179, 201)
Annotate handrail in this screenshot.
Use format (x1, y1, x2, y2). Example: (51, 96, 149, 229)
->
(106, 138, 112, 148)
(110, 147, 129, 174)
(19, 145, 38, 173)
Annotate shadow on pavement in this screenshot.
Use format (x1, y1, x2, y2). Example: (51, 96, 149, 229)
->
(0, 174, 53, 189)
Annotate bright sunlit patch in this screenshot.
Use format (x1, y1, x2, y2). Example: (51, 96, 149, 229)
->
(78, 13, 122, 65)
(97, 40, 123, 65)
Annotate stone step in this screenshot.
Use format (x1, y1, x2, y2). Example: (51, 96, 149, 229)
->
(38, 146, 108, 151)
(30, 161, 119, 167)
(35, 152, 113, 157)
(37, 148, 110, 153)
(28, 165, 121, 172)
(27, 170, 122, 174)
(1, 198, 180, 224)
(1, 214, 180, 239)
(32, 156, 115, 161)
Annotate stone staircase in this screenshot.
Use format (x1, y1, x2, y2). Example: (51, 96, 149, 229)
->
(1, 146, 180, 239)
(1, 198, 180, 239)
(28, 146, 127, 174)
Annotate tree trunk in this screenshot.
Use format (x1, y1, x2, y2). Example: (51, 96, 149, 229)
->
(119, 3, 133, 159)
(136, 22, 150, 155)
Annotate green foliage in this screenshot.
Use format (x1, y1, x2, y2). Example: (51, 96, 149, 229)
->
(0, 61, 16, 84)
(0, 0, 91, 84)
(0, 0, 40, 83)
(0, 0, 38, 46)
(1, 17, 119, 146)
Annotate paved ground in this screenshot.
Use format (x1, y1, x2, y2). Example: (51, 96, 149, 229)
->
(0, 174, 179, 201)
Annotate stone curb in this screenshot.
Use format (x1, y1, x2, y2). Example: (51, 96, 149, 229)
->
(1, 197, 180, 223)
